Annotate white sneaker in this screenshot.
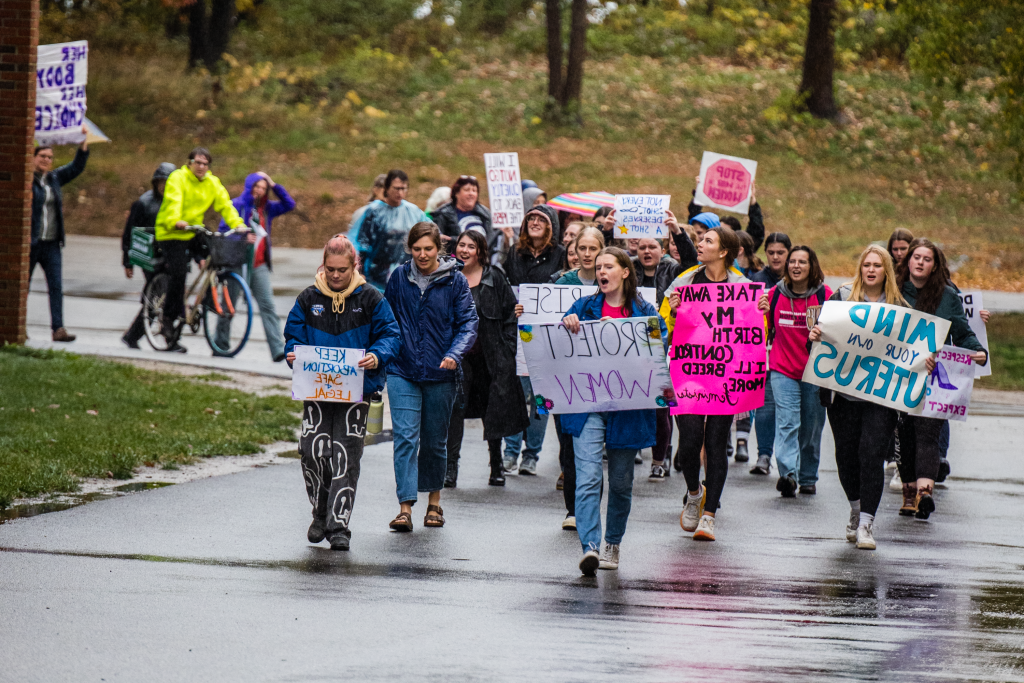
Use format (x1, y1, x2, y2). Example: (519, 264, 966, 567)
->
(845, 509, 858, 543)
(562, 514, 576, 530)
(856, 524, 876, 550)
(680, 485, 706, 532)
(885, 460, 897, 472)
(889, 470, 903, 492)
(598, 543, 620, 570)
(579, 549, 600, 576)
(693, 514, 716, 541)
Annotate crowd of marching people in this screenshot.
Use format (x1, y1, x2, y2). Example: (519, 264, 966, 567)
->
(93, 149, 988, 572)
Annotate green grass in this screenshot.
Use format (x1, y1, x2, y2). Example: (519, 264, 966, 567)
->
(0, 346, 298, 508)
(977, 314, 1024, 391)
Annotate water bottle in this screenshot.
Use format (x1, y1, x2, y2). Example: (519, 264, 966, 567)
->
(367, 393, 384, 435)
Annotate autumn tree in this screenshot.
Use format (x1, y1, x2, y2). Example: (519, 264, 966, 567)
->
(168, 0, 237, 70)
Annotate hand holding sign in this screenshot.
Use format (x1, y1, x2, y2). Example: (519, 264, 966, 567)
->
(292, 345, 365, 403)
(695, 152, 758, 214)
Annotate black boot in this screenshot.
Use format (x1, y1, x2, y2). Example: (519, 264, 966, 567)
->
(444, 453, 458, 488)
(488, 439, 505, 486)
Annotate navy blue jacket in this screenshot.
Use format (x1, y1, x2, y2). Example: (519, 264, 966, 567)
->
(31, 147, 89, 246)
(283, 283, 402, 395)
(385, 259, 479, 384)
(558, 293, 668, 450)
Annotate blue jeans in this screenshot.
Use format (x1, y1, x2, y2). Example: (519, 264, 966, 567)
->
(504, 376, 549, 464)
(387, 375, 457, 504)
(216, 264, 285, 359)
(771, 371, 826, 485)
(753, 373, 776, 458)
(29, 240, 63, 330)
(572, 413, 636, 552)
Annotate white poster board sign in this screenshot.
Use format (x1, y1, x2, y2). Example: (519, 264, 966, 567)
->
(612, 195, 671, 239)
(695, 151, 757, 215)
(484, 153, 525, 230)
(291, 345, 364, 403)
(957, 290, 991, 378)
(920, 346, 975, 422)
(35, 41, 88, 146)
(519, 317, 673, 414)
(802, 301, 950, 415)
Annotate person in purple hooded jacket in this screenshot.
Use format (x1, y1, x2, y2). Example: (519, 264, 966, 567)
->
(217, 171, 296, 361)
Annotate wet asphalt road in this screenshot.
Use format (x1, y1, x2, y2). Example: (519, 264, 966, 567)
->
(2, 415, 1024, 683)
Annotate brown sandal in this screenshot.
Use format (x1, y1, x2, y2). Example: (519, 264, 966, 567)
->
(389, 511, 413, 532)
(423, 505, 445, 528)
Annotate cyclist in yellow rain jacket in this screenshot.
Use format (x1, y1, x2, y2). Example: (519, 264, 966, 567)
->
(154, 147, 244, 352)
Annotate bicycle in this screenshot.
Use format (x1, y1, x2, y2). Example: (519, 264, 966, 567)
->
(133, 225, 256, 357)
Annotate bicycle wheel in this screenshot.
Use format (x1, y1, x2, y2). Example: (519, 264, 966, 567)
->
(142, 273, 173, 351)
(202, 270, 254, 357)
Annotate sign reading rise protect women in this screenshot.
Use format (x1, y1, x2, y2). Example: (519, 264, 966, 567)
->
(695, 151, 757, 215)
(35, 41, 89, 146)
(291, 345, 364, 403)
(802, 302, 951, 414)
(668, 283, 766, 415)
(484, 153, 525, 229)
(519, 317, 674, 414)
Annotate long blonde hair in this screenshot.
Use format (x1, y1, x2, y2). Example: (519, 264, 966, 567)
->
(848, 244, 908, 306)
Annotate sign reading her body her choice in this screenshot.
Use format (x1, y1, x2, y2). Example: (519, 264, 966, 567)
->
(484, 153, 525, 229)
(669, 282, 766, 415)
(920, 346, 976, 422)
(35, 41, 89, 146)
(291, 346, 365, 403)
(957, 290, 991, 379)
(695, 151, 758, 215)
(802, 302, 951, 415)
(612, 195, 671, 239)
(519, 317, 674, 414)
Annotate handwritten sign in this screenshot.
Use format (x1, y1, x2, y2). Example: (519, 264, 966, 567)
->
(516, 284, 657, 325)
(484, 153, 525, 229)
(957, 291, 991, 379)
(519, 317, 673, 414)
(802, 302, 951, 415)
(613, 195, 671, 238)
(695, 151, 757, 215)
(291, 345, 364, 403)
(920, 345, 975, 422)
(35, 41, 88, 146)
(668, 283, 766, 415)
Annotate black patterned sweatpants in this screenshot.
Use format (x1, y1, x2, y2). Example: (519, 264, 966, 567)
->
(299, 401, 369, 539)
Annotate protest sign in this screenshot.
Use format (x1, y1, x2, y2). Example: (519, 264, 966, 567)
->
(695, 151, 758, 215)
(516, 284, 657, 325)
(802, 302, 951, 415)
(920, 346, 975, 422)
(668, 282, 766, 415)
(484, 153, 525, 229)
(291, 345, 364, 403)
(612, 194, 671, 239)
(35, 41, 88, 146)
(957, 291, 991, 378)
(519, 317, 674, 414)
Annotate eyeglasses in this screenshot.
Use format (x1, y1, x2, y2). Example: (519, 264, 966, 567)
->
(191, 159, 210, 168)
(459, 175, 477, 181)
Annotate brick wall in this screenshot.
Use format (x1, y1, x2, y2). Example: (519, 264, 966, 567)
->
(0, 0, 39, 345)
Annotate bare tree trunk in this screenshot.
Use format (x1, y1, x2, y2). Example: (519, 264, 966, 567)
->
(561, 0, 587, 121)
(186, 0, 209, 69)
(799, 0, 838, 118)
(545, 0, 563, 110)
(208, 0, 235, 68)
(706, 0, 714, 17)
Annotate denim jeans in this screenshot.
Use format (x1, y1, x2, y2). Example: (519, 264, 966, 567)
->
(753, 373, 776, 458)
(573, 413, 636, 552)
(215, 264, 285, 359)
(504, 376, 549, 464)
(29, 240, 63, 330)
(387, 375, 457, 504)
(771, 371, 826, 485)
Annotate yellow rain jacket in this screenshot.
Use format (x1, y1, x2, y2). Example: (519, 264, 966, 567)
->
(155, 166, 244, 241)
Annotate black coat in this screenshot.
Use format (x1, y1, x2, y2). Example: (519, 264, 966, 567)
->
(121, 188, 164, 268)
(432, 201, 496, 253)
(463, 267, 530, 440)
(503, 243, 566, 286)
(688, 190, 765, 251)
(31, 147, 88, 246)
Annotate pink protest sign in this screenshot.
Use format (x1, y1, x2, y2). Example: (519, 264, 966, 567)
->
(669, 282, 766, 415)
(695, 151, 758, 214)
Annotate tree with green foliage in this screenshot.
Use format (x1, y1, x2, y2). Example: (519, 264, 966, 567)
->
(902, 0, 1024, 187)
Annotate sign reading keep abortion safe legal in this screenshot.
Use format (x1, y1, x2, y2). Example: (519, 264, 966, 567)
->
(668, 282, 766, 415)
(695, 151, 757, 215)
(291, 346, 364, 403)
(612, 195, 671, 239)
(35, 41, 89, 146)
(519, 317, 674, 414)
(484, 153, 525, 229)
(802, 302, 951, 415)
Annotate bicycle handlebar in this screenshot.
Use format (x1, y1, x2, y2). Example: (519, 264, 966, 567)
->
(183, 225, 250, 237)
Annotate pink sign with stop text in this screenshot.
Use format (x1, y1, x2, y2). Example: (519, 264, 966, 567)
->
(669, 282, 767, 416)
(695, 151, 758, 214)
